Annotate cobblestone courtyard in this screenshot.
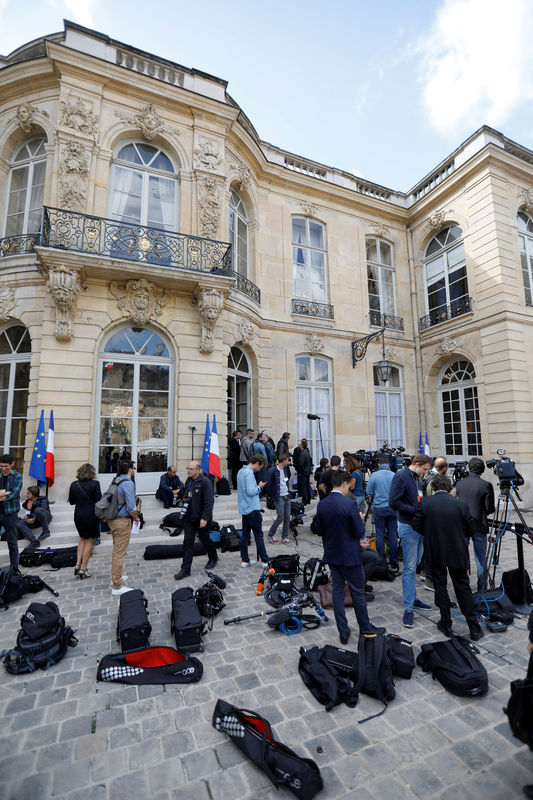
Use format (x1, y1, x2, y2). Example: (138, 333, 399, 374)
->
(0, 497, 532, 800)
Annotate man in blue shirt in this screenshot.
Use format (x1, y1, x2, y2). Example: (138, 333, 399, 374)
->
(109, 460, 139, 596)
(237, 454, 269, 567)
(366, 456, 399, 569)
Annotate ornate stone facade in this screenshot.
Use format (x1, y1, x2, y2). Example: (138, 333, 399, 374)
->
(369, 222, 390, 238)
(197, 288, 224, 353)
(114, 104, 177, 140)
(197, 176, 222, 239)
(298, 201, 318, 217)
(436, 336, 461, 357)
(110, 279, 169, 325)
(58, 141, 89, 211)
(59, 97, 98, 137)
(47, 266, 81, 341)
(304, 334, 324, 355)
(237, 317, 254, 345)
(194, 142, 223, 173)
(426, 209, 453, 231)
(8, 102, 48, 133)
(0, 288, 15, 321)
(231, 162, 252, 190)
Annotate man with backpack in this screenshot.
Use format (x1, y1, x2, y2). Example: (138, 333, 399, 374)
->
(0, 453, 23, 569)
(108, 461, 139, 596)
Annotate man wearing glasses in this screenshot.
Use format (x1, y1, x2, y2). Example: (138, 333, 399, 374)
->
(175, 461, 217, 580)
(109, 460, 139, 596)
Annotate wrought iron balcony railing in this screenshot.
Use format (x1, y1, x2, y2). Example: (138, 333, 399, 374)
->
(41, 207, 232, 275)
(232, 271, 261, 303)
(292, 298, 334, 319)
(369, 309, 404, 331)
(419, 295, 472, 331)
(0, 233, 40, 258)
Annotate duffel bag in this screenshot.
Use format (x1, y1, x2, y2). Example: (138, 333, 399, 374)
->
(472, 589, 515, 624)
(504, 653, 533, 749)
(97, 646, 203, 685)
(143, 542, 206, 560)
(170, 587, 204, 653)
(117, 589, 151, 652)
(416, 635, 489, 697)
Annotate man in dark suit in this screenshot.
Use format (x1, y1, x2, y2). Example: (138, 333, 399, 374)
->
(314, 469, 385, 644)
(412, 474, 484, 640)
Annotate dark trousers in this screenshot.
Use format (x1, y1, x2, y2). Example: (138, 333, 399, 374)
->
(1, 511, 21, 568)
(329, 563, 371, 636)
(362, 548, 379, 581)
(19, 507, 52, 536)
(158, 486, 175, 507)
(298, 473, 311, 504)
(373, 506, 398, 564)
(240, 510, 269, 564)
(181, 519, 217, 572)
(16, 518, 39, 543)
(431, 563, 477, 625)
(230, 462, 240, 490)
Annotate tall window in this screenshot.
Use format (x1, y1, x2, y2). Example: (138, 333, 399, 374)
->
(518, 211, 533, 306)
(110, 142, 178, 231)
(439, 360, 481, 457)
(227, 347, 251, 442)
(424, 225, 469, 324)
(374, 365, 404, 449)
(367, 237, 396, 317)
(229, 190, 248, 276)
(292, 217, 327, 302)
(0, 325, 31, 472)
(5, 138, 46, 236)
(295, 355, 332, 460)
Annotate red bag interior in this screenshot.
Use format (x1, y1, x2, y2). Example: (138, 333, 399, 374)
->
(125, 647, 185, 668)
(242, 714, 275, 743)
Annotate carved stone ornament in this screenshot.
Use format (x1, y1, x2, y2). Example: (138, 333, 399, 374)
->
(436, 336, 460, 357)
(238, 317, 254, 345)
(518, 187, 533, 214)
(0, 287, 15, 321)
(194, 142, 224, 173)
(58, 141, 89, 211)
(9, 102, 49, 133)
(114, 104, 177, 140)
(198, 288, 224, 353)
(304, 334, 324, 355)
(298, 201, 318, 217)
(110, 278, 169, 325)
(384, 346, 395, 362)
(370, 222, 390, 238)
(231, 162, 252, 189)
(47, 266, 81, 342)
(198, 176, 221, 239)
(426, 209, 453, 231)
(59, 97, 98, 137)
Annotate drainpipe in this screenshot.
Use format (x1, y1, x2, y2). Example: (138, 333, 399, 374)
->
(405, 225, 426, 437)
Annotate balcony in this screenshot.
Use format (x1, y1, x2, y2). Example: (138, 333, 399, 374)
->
(231, 271, 261, 304)
(41, 207, 232, 275)
(369, 309, 404, 331)
(292, 298, 334, 319)
(0, 233, 40, 258)
(419, 295, 472, 331)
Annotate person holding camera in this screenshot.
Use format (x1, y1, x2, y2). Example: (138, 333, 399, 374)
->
(455, 457, 495, 591)
(174, 461, 217, 580)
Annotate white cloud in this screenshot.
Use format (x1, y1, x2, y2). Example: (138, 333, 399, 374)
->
(417, 0, 533, 135)
(64, 0, 95, 27)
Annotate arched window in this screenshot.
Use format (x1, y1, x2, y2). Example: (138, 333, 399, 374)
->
(0, 325, 31, 472)
(373, 365, 404, 449)
(439, 359, 481, 458)
(367, 237, 396, 321)
(229, 190, 248, 276)
(109, 142, 178, 231)
(5, 138, 46, 236)
(424, 225, 470, 326)
(518, 211, 533, 306)
(292, 217, 327, 302)
(95, 326, 173, 492)
(295, 355, 333, 460)
(227, 347, 251, 441)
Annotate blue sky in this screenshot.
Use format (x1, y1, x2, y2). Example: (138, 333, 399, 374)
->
(2, 0, 533, 190)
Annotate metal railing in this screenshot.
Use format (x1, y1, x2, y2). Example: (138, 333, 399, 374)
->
(41, 207, 232, 275)
(0, 233, 40, 258)
(292, 298, 334, 319)
(231, 272, 261, 303)
(369, 309, 404, 331)
(419, 295, 472, 330)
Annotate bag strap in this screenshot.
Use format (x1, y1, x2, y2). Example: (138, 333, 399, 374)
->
(358, 635, 389, 724)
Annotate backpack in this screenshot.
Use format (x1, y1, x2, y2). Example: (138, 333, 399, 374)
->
(504, 654, 533, 750)
(216, 477, 231, 496)
(386, 634, 415, 679)
(220, 525, 241, 553)
(0, 566, 57, 611)
(269, 554, 300, 576)
(501, 569, 533, 605)
(298, 645, 359, 711)
(352, 634, 395, 721)
(3, 601, 77, 674)
(416, 635, 489, 697)
(94, 476, 129, 522)
(116, 589, 151, 652)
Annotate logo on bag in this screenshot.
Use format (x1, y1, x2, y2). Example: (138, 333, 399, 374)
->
(24, 612, 35, 622)
(214, 714, 245, 738)
(175, 666, 196, 676)
(275, 769, 301, 789)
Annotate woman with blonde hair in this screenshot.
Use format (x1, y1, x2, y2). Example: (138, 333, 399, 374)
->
(68, 463, 102, 578)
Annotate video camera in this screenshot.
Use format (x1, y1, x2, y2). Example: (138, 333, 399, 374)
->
(486, 449, 524, 488)
(449, 461, 469, 484)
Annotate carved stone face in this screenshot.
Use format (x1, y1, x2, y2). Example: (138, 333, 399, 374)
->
(52, 286, 73, 304)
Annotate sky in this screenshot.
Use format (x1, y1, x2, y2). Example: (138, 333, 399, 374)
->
(1, 0, 533, 191)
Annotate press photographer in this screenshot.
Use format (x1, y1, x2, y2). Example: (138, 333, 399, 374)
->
(455, 457, 495, 592)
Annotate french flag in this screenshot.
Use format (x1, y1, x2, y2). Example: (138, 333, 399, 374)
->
(208, 414, 222, 479)
(45, 410, 55, 487)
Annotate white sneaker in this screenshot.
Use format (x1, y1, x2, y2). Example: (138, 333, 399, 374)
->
(241, 559, 256, 568)
(110, 575, 128, 586)
(261, 562, 269, 568)
(111, 585, 134, 596)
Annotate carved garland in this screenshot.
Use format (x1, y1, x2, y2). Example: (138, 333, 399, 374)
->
(58, 141, 89, 212)
(110, 279, 169, 325)
(0, 288, 15, 322)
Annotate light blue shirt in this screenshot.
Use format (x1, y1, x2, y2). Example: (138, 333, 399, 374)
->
(237, 465, 261, 515)
(365, 464, 394, 508)
(115, 476, 136, 516)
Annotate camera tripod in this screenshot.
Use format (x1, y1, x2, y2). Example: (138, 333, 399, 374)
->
(483, 481, 533, 609)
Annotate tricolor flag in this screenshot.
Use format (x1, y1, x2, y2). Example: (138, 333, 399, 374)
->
(424, 432, 431, 458)
(45, 410, 55, 487)
(200, 414, 211, 474)
(29, 410, 47, 486)
(208, 415, 222, 479)
(418, 432, 424, 455)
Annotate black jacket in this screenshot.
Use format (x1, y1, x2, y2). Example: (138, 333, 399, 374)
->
(183, 474, 214, 523)
(297, 448, 312, 476)
(412, 491, 476, 569)
(276, 437, 290, 460)
(389, 467, 422, 523)
(229, 437, 241, 467)
(455, 474, 495, 534)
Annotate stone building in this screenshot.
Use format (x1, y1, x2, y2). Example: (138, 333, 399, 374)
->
(1, 21, 532, 497)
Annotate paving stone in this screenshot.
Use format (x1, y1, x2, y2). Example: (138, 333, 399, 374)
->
(0, 752, 37, 783)
(52, 758, 91, 795)
(91, 748, 128, 780)
(128, 737, 162, 769)
(161, 730, 195, 759)
(367, 776, 416, 799)
(399, 763, 443, 798)
(4, 770, 52, 800)
(147, 757, 186, 792)
(64, 784, 108, 800)
(36, 740, 75, 771)
(451, 740, 494, 770)
(182, 747, 219, 780)
(5, 693, 36, 714)
(108, 768, 148, 800)
(9, 707, 45, 732)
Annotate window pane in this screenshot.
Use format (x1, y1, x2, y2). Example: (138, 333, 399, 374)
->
(139, 364, 169, 391)
(313, 359, 329, 382)
(14, 361, 30, 389)
(12, 389, 28, 416)
(100, 389, 133, 417)
(137, 449, 167, 473)
(366, 238, 377, 262)
(99, 417, 132, 445)
(0, 364, 10, 389)
(138, 417, 168, 445)
(296, 357, 311, 381)
(101, 362, 134, 389)
(105, 331, 135, 354)
(292, 217, 307, 245)
(138, 391, 169, 417)
(309, 222, 324, 249)
(379, 241, 392, 266)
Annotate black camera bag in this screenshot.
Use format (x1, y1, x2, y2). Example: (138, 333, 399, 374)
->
(97, 645, 203, 685)
(353, 633, 395, 721)
(504, 653, 533, 750)
(220, 525, 241, 552)
(216, 477, 231, 495)
(302, 558, 329, 591)
(212, 698, 323, 799)
(386, 634, 415, 679)
(162, 511, 186, 528)
(3, 601, 77, 674)
(502, 569, 533, 605)
(269, 554, 300, 576)
(195, 583, 225, 619)
(143, 542, 206, 560)
(19, 546, 78, 569)
(322, 643, 358, 676)
(298, 645, 358, 711)
(0, 566, 57, 611)
(117, 589, 151, 652)
(416, 635, 488, 697)
(472, 589, 515, 624)
(290, 501, 305, 516)
(170, 587, 204, 653)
